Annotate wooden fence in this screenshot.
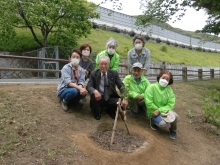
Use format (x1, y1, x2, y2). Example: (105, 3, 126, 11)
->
(0, 54, 220, 81)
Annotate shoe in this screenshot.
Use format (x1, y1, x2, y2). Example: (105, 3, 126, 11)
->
(150, 119, 158, 131)
(169, 129, 177, 140)
(130, 109, 138, 118)
(75, 101, 83, 109)
(138, 106, 147, 117)
(94, 113, 101, 120)
(61, 101, 68, 111)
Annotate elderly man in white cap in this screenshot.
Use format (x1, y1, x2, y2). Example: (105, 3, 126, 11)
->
(123, 62, 151, 117)
(95, 37, 120, 70)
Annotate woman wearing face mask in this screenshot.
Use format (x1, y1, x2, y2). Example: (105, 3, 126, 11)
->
(79, 44, 93, 80)
(144, 70, 179, 140)
(95, 37, 120, 70)
(128, 35, 151, 75)
(57, 49, 88, 111)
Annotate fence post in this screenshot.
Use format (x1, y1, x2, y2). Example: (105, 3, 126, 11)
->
(198, 69, 203, 80)
(160, 62, 166, 71)
(55, 46, 59, 78)
(210, 69, 214, 79)
(182, 67, 187, 81)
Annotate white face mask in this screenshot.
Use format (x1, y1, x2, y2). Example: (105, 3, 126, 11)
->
(71, 58, 80, 66)
(135, 43, 143, 50)
(82, 50, 90, 56)
(159, 79, 169, 87)
(107, 48, 115, 55)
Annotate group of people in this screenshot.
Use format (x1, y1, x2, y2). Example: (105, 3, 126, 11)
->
(56, 35, 179, 140)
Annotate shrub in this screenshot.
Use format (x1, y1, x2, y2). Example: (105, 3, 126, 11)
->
(197, 47, 202, 52)
(128, 31, 136, 37)
(202, 89, 220, 127)
(160, 45, 168, 53)
(145, 35, 151, 41)
(181, 44, 186, 48)
(166, 40, 170, 45)
(174, 42, 179, 47)
(156, 38, 161, 43)
(188, 45, 193, 50)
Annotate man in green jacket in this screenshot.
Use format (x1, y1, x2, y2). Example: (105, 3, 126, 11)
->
(123, 62, 151, 117)
(95, 37, 120, 70)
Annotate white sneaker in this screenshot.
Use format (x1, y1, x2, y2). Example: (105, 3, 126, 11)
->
(61, 101, 68, 111)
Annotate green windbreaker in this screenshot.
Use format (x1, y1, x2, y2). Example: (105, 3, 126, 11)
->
(95, 50, 120, 70)
(144, 82, 176, 118)
(123, 74, 151, 99)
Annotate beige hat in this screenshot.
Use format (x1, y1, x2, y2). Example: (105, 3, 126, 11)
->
(161, 111, 176, 123)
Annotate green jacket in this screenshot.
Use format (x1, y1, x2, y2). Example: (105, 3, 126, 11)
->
(144, 82, 176, 118)
(95, 50, 120, 70)
(123, 75, 151, 99)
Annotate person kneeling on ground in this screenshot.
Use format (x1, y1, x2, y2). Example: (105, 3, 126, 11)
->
(144, 70, 179, 140)
(86, 56, 128, 120)
(57, 49, 88, 111)
(123, 62, 151, 117)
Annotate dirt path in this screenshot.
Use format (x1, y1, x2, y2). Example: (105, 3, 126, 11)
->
(0, 84, 220, 165)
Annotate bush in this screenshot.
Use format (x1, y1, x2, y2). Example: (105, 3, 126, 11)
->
(197, 47, 202, 52)
(156, 38, 161, 43)
(166, 40, 170, 45)
(128, 31, 136, 37)
(188, 45, 193, 50)
(160, 45, 168, 53)
(145, 35, 151, 41)
(174, 42, 179, 47)
(181, 44, 186, 48)
(202, 89, 220, 127)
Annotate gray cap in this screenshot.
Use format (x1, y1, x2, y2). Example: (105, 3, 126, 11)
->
(132, 62, 143, 69)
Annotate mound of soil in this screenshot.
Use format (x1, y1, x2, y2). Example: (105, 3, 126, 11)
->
(89, 123, 148, 153)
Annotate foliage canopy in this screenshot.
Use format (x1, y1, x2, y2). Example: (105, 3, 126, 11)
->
(102, 0, 220, 35)
(0, 0, 99, 47)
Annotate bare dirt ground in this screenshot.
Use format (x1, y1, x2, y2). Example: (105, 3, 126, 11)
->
(0, 80, 220, 165)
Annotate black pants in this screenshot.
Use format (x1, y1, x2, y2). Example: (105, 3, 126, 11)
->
(90, 95, 119, 118)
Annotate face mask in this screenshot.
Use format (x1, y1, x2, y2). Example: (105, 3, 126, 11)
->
(135, 43, 143, 50)
(82, 50, 90, 56)
(159, 79, 169, 87)
(71, 58, 80, 66)
(107, 48, 115, 55)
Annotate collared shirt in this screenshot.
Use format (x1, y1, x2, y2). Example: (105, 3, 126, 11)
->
(132, 75, 142, 85)
(128, 47, 151, 71)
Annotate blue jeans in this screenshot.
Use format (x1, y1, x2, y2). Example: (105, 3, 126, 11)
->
(58, 87, 82, 103)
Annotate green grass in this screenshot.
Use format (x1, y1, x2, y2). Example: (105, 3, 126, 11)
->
(78, 29, 220, 67)
(1, 28, 220, 66)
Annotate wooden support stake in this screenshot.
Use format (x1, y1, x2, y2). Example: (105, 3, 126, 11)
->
(110, 99, 120, 145)
(118, 105, 130, 135)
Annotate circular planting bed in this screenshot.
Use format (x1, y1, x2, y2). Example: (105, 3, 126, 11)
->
(89, 123, 149, 153)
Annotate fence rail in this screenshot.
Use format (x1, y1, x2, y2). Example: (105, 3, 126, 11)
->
(0, 55, 219, 81)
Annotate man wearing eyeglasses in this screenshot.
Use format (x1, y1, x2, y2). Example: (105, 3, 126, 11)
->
(87, 56, 128, 120)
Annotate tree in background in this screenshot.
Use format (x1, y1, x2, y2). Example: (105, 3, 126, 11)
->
(100, 0, 220, 35)
(0, 0, 99, 47)
(137, 0, 220, 35)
